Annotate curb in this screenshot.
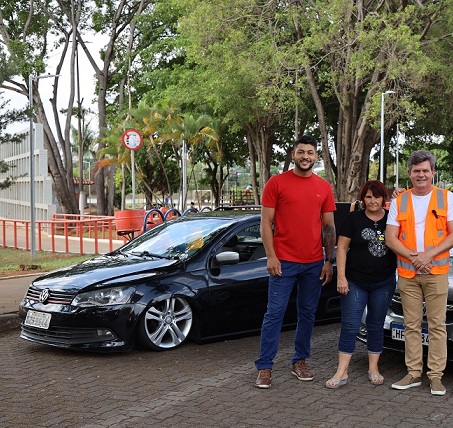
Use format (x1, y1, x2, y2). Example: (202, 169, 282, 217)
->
(0, 273, 38, 333)
(0, 272, 45, 281)
(0, 313, 21, 333)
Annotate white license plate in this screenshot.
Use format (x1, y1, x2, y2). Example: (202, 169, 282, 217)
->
(391, 324, 429, 346)
(24, 310, 51, 329)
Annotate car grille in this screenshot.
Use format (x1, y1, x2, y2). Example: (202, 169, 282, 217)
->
(26, 285, 76, 305)
(390, 295, 453, 322)
(21, 325, 110, 345)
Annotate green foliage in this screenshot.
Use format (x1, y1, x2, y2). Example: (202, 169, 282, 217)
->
(2, 0, 453, 207)
(0, 159, 20, 190)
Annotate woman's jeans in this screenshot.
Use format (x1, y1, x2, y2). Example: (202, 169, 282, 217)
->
(255, 260, 323, 369)
(339, 274, 396, 354)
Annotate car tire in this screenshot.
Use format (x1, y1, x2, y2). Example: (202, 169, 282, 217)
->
(137, 296, 193, 351)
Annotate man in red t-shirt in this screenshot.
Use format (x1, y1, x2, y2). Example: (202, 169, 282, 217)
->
(255, 135, 336, 389)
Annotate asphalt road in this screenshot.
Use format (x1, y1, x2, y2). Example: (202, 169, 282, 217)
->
(1, 319, 453, 427)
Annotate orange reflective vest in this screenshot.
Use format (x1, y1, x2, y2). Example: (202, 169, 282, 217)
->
(395, 187, 450, 278)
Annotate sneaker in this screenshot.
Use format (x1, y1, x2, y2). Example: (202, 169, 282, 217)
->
(255, 369, 272, 389)
(391, 374, 422, 390)
(291, 359, 314, 381)
(430, 378, 446, 396)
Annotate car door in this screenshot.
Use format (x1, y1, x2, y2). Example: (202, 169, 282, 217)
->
(201, 222, 271, 339)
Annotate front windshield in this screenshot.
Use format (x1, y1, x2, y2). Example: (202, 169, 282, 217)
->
(118, 217, 234, 259)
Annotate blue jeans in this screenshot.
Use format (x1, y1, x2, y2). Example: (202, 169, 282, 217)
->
(255, 260, 323, 369)
(339, 274, 396, 354)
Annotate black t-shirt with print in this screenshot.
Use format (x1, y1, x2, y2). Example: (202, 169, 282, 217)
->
(338, 210, 397, 284)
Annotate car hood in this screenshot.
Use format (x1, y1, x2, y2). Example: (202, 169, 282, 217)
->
(32, 254, 179, 290)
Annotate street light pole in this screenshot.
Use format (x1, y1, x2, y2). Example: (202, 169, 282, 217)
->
(29, 73, 60, 258)
(395, 124, 399, 189)
(380, 90, 396, 183)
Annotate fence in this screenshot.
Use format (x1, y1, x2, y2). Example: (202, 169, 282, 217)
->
(0, 207, 207, 255)
(0, 214, 119, 255)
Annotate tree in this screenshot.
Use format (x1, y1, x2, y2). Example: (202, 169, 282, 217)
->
(167, 0, 453, 201)
(169, 0, 303, 192)
(281, 1, 453, 200)
(0, 0, 154, 215)
(0, 159, 14, 190)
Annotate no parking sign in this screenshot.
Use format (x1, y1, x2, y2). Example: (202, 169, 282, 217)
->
(122, 129, 143, 151)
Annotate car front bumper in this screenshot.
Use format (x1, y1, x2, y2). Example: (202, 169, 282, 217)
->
(19, 299, 143, 352)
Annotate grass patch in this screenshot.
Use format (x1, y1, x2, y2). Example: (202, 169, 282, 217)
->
(0, 247, 93, 277)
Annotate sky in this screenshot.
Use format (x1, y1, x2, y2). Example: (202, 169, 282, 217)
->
(3, 41, 101, 136)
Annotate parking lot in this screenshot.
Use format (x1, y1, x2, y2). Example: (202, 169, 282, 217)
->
(2, 321, 453, 428)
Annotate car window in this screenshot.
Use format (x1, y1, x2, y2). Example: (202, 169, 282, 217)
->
(120, 217, 234, 259)
(237, 224, 262, 244)
(222, 224, 266, 262)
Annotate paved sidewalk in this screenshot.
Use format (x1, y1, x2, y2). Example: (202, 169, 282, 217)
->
(0, 275, 41, 331)
(2, 322, 452, 427)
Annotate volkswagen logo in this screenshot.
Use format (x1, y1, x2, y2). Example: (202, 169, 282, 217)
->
(39, 288, 50, 304)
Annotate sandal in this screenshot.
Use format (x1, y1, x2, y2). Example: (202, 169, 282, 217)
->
(325, 377, 348, 389)
(368, 372, 384, 385)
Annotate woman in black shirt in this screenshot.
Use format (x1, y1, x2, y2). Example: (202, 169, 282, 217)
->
(326, 180, 396, 388)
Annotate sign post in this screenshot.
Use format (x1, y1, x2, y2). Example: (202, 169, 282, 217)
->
(121, 129, 143, 209)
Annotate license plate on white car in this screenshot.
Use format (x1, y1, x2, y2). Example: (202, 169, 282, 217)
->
(391, 324, 429, 346)
(24, 310, 51, 329)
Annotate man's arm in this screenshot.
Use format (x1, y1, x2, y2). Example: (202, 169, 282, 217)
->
(385, 224, 413, 259)
(320, 211, 336, 286)
(260, 206, 281, 276)
(385, 224, 433, 273)
(411, 220, 453, 270)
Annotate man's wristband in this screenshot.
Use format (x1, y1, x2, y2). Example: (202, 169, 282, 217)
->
(325, 257, 335, 264)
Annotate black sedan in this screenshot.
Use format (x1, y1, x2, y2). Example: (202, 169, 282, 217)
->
(19, 209, 341, 352)
(357, 251, 453, 361)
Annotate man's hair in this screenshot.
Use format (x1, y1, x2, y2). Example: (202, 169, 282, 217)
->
(294, 135, 318, 151)
(408, 150, 435, 171)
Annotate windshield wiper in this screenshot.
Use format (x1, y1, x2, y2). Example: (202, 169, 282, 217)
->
(113, 249, 129, 258)
(131, 251, 176, 260)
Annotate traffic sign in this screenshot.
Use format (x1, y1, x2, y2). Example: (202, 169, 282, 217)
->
(122, 129, 143, 151)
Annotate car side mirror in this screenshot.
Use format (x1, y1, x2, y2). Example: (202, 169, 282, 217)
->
(215, 251, 240, 265)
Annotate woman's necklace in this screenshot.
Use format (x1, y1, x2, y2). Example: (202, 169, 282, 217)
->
(366, 210, 385, 229)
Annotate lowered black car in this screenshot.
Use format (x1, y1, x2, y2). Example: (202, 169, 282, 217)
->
(19, 210, 341, 352)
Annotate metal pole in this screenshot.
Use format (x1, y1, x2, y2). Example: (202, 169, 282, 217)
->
(76, 41, 85, 215)
(126, 64, 136, 210)
(29, 74, 36, 259)
(28, 73, 61, 258)
(395, 124, 399, 189)
(131, 150, 136, 209)
(379, 90, 396, 183)
(182, 140, 187, 210)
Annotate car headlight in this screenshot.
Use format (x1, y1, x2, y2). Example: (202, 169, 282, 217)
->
(72, 286, 135, 307)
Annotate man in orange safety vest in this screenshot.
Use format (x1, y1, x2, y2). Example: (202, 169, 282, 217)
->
(386, 150, 453, 396)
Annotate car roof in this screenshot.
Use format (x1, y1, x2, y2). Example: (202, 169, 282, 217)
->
(194, 207, 261, 221)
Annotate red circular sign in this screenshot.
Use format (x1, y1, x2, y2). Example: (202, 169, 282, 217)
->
(122, 129, 143, 151)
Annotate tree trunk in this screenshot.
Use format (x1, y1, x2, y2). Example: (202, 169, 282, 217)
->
(35, 87, 78, 214)
(245, 117, 274, 197)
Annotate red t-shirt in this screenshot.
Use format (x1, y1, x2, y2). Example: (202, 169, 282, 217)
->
(261, 170, 336, 263)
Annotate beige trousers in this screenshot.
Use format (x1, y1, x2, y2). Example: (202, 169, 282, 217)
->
(398, 273, 448, 379)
